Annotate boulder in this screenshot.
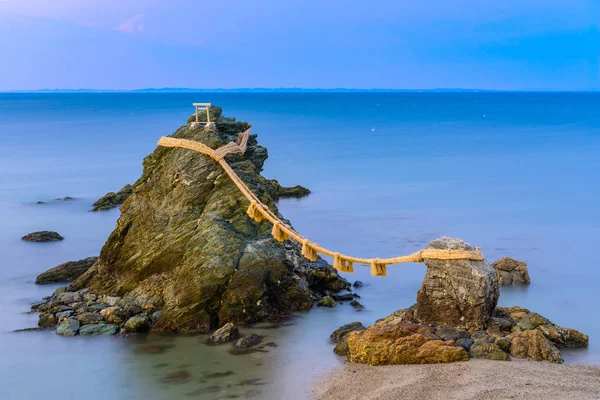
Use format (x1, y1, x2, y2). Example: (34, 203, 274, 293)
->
(345, 319, 469, 365)
(415, 237, 499, 330)
(330, 322, 366, 344)
(235, 334, 263, 348)
(56, 318, 80, 336)
(21, 231, 63, 242)
(100, 307, 126, 324)
(514, 312, 588, 348)
(210, 323, 240, 343)
(71, 108, 347, 333)
(76, 312, 104, 325)
(38, 313, 56, 328)
(492, 257, 531, 285)
(56, 292, 82, 304)
(508, 330, 563, 363)
(36, 257, 98, 284)
(317, 296, 336, 308)
(79, 324, 119, 336)
(123, 316, 151, 333)
(91, 184, 133, 211)
(470, 336, 511, 361)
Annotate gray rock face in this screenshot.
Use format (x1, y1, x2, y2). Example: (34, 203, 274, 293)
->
(56, 318, 80, 336)
(210, 323, 239, 343)
(77, 312, 104, 325)
(91, 184, 133, 211)
(35, 257, 98, 284)
(79, 324, 119, 336)
(415, 237, 499, 330)
(492, 257, 531, 285)
(21, 231, 63, 242)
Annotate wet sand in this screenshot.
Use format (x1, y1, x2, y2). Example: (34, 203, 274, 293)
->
(313, 359, 600, 400)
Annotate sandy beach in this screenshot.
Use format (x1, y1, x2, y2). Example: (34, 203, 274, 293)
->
(313, 359, 600, 400)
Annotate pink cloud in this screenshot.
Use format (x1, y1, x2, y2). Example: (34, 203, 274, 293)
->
(115, 14, 144, 33)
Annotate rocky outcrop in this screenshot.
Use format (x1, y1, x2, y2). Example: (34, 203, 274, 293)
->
(266, 179, 311, 200)
(35, 257, 98, 284)
(415, 237, 499, 330)
(22, 231, 64, 242)
(66, 107, 347, 334)
(91, 184, 133, 211)
(333, 237, 587, 365)
(492, 257, 531, 285)
(330, 322, 366, 356)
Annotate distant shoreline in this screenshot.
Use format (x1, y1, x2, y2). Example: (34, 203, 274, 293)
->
(2, 88, 599, 94)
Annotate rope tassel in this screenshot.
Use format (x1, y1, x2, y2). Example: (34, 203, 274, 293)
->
(271, 223, 290, 242)
(370, 259, 387, 277)
(246, 201, 264, 222)
(301, 240, 319, 262)
(333, 253, 354, 273)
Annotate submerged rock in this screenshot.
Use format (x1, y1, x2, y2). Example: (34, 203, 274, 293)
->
(35, 257, 98, 284)
(266, 179, 311, 200)
(349, 300, 364, 310)
(70, 108, 347, 333)
(415, 237, 499, 330)
(91, 184, 133, 211)
(21, 231, 64, 242)
(492, 257, 531, 285)
(210, 323, 240, 343)
(235, 334, 263, 348)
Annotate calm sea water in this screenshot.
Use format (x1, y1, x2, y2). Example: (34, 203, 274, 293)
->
(1, 92, 599, 399)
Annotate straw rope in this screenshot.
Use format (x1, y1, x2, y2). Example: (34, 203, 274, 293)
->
(158, 128, 485, 276)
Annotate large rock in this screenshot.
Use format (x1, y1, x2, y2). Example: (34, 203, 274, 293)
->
(508, 330, 563, 363)
(91, 184, 133, 211)
(492, 257, 531, 285)
(210, 322, 239, 343)
(35, 257, 98, 284)
(79, 324, 119, 336)
(345, 319, 469, 365)
(71, 108, 346, 333)
(514, 312, 588, 348)
(56, 318, 80, 336)
(21, 231, 63, 242)
(414, 237, 499, 330)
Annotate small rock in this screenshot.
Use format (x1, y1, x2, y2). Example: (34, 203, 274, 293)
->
(76, 312, 104, 325)
(100, 307, 126, 324)
(56, 310, 73, 319)
(235, 334, 263, 348)
(82, 293, 97, 302)
(123, 304, 143, 317)
(330, 322, 366, 344)
(353, 281, 364, 288)
(56, 292, 82, 304)
(434, 325, 470, 341)
(100, 295, 121, 307)
(56, 318, 80, 336)
(455, 337, 473, 350)
(91, 184, 133, 211)
(38, 313, 56, 328)
(88, 303, 110, 312)
(21, 231, 64, 242)
(487, 316, 515, 332)
(210, 323, 240, 343)
(52, 287, 68, 296)
(123, 316, 151, 333)
(317, 296, 336, 308)
(349, 300, 364, 310)
(79, 324, 119, 336)
(492, 257, 531, 285)
(470, 339, 511, 361)
(331, 293, 354, 302)
(36, 257, 98, 284)
(496, 337, 511, 352)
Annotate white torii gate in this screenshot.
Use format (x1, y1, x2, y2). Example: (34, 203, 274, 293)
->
(193, 103, 212, 123)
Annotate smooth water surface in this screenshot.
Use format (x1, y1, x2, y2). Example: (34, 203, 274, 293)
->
(1, 92, 599, 399)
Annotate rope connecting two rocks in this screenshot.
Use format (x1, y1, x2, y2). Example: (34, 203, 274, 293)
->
(158, 128, 485, 276)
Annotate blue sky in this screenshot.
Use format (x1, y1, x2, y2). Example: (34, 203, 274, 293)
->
(0, 0, 599, 90)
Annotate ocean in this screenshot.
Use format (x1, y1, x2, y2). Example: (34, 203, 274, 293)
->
(1, 92, 599, 399)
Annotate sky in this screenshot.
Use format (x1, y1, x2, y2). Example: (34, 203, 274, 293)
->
(0, 0, 599, 91)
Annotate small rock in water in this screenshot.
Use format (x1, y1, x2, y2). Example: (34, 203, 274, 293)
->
(123, 316, 151, 333)
(56, 318, 80, 336)
(317, 296, 337, 308)
(211, 323, 240, 343)
(330, 322, 366, 344)
(331, 293, 354, 302)
(91, 184, 133, 212)
(492, 257, 531, 285)
(21, 231, 64, 242)
(36, 257, 98, 284)
(349, 300, 364, 310)
(79, 324, 119, 336)
(353, 281, 364, 288)
(235, 334, 263, 348)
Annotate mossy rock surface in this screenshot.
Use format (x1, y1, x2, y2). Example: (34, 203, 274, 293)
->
(72, 108, 346, 333)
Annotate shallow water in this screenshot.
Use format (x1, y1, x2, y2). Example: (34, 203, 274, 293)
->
(1, 92, 599, 399)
